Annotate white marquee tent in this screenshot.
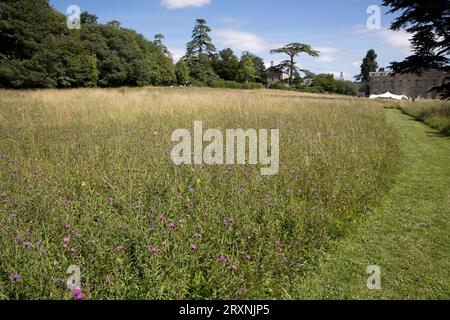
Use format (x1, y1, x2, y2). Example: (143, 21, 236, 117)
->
(369, 92, 410, 100)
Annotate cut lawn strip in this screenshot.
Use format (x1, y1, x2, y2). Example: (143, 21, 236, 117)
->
(291, 108, 450, 299)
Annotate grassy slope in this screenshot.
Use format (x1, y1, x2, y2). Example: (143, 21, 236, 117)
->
(292, 109, 450, 299)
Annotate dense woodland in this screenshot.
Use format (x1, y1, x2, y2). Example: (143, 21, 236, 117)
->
(0, 0, 355, 94)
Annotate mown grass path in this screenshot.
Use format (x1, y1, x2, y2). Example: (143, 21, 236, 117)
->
(293, 108, 450, 299)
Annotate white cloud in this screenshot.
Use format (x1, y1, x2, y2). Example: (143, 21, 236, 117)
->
(326, 71, 341, 79)
(212, 29, 277, 53)
(317, 56, 337, 62)
(168, 47, 186, 62)
(315, 47, 340, 54)
(378, 29, 412, 54)
(314, 47, 341, 63)
(161, 0, 211, 9)
(352, 61, 361, 68)
(217, 17, 243, 26)
(352, 24, 412, 54)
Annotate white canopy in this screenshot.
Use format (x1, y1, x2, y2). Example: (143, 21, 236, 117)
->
(369, 92, 410, 100)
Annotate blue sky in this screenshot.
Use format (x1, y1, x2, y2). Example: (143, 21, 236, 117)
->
(50, 0, 413, 80)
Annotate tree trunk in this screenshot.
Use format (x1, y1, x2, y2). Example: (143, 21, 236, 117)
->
(289, 55, 294, 86)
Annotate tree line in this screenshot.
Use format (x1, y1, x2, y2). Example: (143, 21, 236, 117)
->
(0, 1, 266, 89)
(0, 0, 355, 95)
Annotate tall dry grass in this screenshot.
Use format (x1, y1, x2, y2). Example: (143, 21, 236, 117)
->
(0, 87, 398, 299)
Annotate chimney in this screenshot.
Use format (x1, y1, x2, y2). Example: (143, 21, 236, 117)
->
(270, 61, 274, 67)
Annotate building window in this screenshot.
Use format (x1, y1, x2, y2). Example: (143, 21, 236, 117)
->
(423, 79, 428, 88)
(432, 78, 437, 87)
(399, 80, 403, 87)
(408, 80, 411, 87)
(415, 79, 420, 87)
(390, 81, 394, 89)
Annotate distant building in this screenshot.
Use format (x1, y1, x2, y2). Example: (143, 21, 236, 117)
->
(369, 69, 449, 99)
(264, 61, 289, 87)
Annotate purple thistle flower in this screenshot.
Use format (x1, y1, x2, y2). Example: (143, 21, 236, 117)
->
(63, 236, 71, 244)
(107, 197, 113, 205)
(14, 235, 21, 244)
(245, 255, 252, 261)
(23, 240, 32, 249)
(168, 222, 176, 229)
(191, 243, 197, 251)
(63, 200, 73, 206)
(75, 232, 81, 238)
(159, 214, 166, 222)
(71, 287, 84, 300)
(115, 245, 124, 252)
(149, 246, 157, 254)
(188, 186, 194, 193)
(275, 240, 282, 252)
(194, 233, 203, 239)
(218, 255, 227, 263)
(65, 224, 72, 230)
(69, 247, 76, 254)
(10, 273, 20, 281)
(224, 219, 232, 227)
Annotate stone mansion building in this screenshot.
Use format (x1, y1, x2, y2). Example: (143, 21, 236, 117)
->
(369, 69, 449, 99)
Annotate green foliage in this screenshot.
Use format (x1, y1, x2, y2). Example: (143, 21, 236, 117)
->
(211, 48, 240, 81)
(185, 19, 218, 83)
(237, 54, 256, 83)
(0, 0, 175, 88)
(175, 59, 191, 85)
(270, 43, 320, 85)
(382, 0, 450, 99)
(241, 52, 266, 83)
(399, 101, 450, 135)
(207, 79, 264, 89)
(311, 74, 338, 92)
(355, 49, 378, 82)
(186, 19, 216, 57)
(0, 88, 398, 299)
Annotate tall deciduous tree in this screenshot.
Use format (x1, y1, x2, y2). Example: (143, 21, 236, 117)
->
(241, 51, 266, 83)
(238, 54, 256, 83)
(270, 43, 320, 85)
(382, 0, 450, 99)
(175, 59, 190, 85)
(211, 48, 240, 81)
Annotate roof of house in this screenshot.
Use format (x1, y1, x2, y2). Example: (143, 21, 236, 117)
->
(264, 66, 288, 75)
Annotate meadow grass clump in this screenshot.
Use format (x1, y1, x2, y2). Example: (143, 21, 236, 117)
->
(398, 100, 450, 135)
(0, 88, 398, 299)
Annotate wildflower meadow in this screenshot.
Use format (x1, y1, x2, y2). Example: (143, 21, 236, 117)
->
(0, 88, 400, 299)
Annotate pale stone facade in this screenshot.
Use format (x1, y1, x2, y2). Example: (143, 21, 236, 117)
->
(369, 70, 449, 99)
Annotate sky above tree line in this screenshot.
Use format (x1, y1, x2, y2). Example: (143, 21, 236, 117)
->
(50, 0, 411, 80)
